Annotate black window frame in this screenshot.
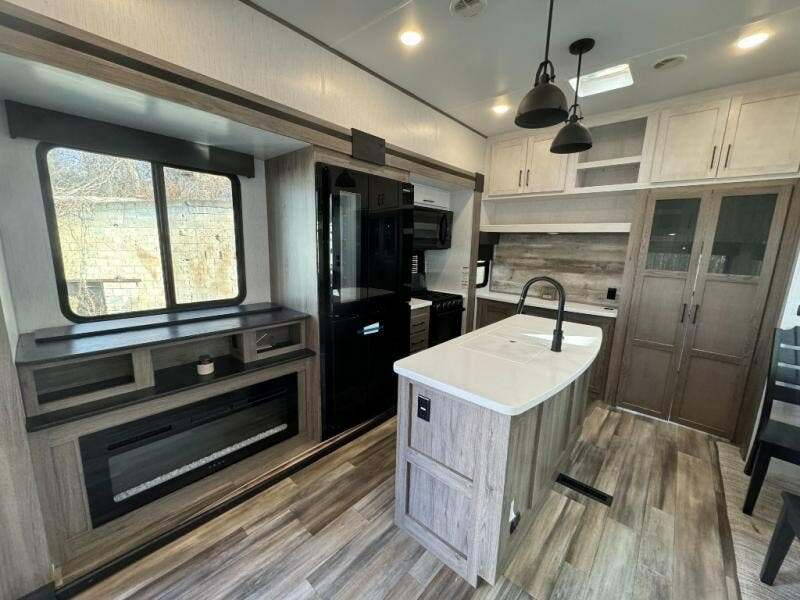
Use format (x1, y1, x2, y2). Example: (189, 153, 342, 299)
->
(37, 142, 247, 323)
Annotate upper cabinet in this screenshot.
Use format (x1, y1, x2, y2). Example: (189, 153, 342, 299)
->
(524, 134, 568, 194)
(487, 133, 567, 196)
(485, 86, 800, 198)
(487, 137, 527, 195)
(650, 99, 731, 182)
(650, 89, 800, 182)
(717, 90, 800, 178)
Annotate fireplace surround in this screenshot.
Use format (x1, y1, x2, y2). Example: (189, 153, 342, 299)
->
(79, 373, 298, 527)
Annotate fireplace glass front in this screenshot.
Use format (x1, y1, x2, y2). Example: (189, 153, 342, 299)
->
(80, 374, 298, 527)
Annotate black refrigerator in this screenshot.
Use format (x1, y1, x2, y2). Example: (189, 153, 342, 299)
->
(316, 163, 413, 438)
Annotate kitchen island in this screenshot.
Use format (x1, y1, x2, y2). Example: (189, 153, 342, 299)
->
(393, 314, 601, 586)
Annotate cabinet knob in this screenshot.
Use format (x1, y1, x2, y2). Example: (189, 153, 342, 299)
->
(709, 145, 717, 170)
(518, 170, 522, 187)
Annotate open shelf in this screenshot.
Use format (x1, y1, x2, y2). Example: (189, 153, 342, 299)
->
(576, 162, 641, 188)
(32, 353, 136, 404)
(26, 349, 315, 432)
(481, 222, 631, 234)
(575, 155, 642, 170)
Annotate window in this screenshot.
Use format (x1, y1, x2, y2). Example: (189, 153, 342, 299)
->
(39, 145, 245, 321)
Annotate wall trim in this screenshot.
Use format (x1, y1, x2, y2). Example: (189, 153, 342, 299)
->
(236, 0, 487, 139)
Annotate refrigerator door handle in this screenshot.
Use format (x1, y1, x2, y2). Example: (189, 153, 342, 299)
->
(358, 322, 383, 336)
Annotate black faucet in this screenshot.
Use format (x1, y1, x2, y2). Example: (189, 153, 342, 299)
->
(515, 276, 566, 352)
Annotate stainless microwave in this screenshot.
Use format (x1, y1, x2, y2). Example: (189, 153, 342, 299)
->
(412, 206, 453, 250)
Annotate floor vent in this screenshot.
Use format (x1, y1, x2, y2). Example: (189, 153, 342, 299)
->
(555, 473, 613, 506)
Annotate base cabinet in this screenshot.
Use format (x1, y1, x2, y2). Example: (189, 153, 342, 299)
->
(394, 373, 589, 586)
(476, 298, 615, 400)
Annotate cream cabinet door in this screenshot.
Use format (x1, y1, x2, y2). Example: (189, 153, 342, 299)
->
(487, 138, 527, 195)
(523, 135, 568, 193)
(717, 91, 800, 178)
(650, 99, 731, 182)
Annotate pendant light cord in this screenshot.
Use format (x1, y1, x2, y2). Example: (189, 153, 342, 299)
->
(571, 50, 582, 111)
(543, 0, 555, 64)
(535, 0, 557, 85)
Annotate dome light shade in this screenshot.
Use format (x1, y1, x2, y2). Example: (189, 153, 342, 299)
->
(515, 80, 568, 128)
(515, 0, 568, 129)
(550, 116, 593, 154)
(551, 38, 595, 155)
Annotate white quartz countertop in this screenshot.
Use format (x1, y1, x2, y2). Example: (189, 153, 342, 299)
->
(477, 289, 618, 318)
(394, 314, 602, 416)
(409, 297, 433, 310)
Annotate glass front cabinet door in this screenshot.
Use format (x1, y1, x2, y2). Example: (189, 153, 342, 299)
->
(619, 185, 790, 438)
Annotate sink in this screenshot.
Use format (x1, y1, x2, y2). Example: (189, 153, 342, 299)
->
(525, 333, 596, 347)
(460, 328, 549, 363)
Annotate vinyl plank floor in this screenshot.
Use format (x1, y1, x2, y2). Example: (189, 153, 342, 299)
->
(716, 441, 800, 600)
(77, 410, 742, 600)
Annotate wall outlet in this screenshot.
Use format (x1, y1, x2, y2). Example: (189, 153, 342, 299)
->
(461, 265, 469, 288)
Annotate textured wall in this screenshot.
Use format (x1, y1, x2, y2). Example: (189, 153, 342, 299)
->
(490, 233, 628, 306)
(10, 0, 486, 173)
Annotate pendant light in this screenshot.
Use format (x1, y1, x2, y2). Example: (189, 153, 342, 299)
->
(515, 0, 568, 128)
(551, 38, 595, 154)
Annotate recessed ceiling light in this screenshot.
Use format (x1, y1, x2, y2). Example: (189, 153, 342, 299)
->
(400, 31, 423, 46)
(492, 104, 510, 115)
(569, 63, 633, 97)
(736, 32, 770, 49)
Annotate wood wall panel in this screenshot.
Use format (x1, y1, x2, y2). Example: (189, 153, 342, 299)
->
(266, 148, 321, 440)
(491, 233, 628, 305)
(0, 278, 51, 598)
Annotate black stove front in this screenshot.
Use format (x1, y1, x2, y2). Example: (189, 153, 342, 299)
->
(412, 290, 464, 346)
(80, 374, 298, 527)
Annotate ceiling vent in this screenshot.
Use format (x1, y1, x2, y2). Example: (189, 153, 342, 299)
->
(653, 54, 687, 70)
(449, 0, 487, 18)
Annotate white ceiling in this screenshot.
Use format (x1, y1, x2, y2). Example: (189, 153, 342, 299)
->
(0, 53, 307, 161)
(252, 0, 800, 136)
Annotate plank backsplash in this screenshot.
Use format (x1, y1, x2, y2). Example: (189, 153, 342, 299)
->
(491, 233, 628, 306)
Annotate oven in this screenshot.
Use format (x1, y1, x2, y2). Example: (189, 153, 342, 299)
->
(413, 207, 453, 250)
(429, 306, 463, 346)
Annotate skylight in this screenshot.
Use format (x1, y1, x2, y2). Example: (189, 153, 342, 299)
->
(569, 63, 633, 97)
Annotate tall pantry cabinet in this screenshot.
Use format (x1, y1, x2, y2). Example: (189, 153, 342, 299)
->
(617, 183, 793, 438)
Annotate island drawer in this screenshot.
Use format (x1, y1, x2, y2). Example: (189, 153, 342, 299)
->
(408, 384, 479, 479)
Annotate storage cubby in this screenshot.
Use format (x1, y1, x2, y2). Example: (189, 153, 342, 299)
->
(575, 162, 641, 188)
(233, 320, 305, 363)
(577, 117, 647, 164)
(33, 354, 135, 404)
(572, 117, 649, 190)
(150, 336, 234, 371)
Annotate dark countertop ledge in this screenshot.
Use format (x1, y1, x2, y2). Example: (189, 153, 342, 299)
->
(16, 303, 310, 366)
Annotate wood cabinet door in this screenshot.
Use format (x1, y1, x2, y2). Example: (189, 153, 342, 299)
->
(718, 91, 800, 178)
(487, 138, 527, 196)
(669, 185, 791, 438)
(650, 99, 731, 182)
(476, 298, 516, 328)
(523, 134, 568, 194)
(617, 190, 710, 418)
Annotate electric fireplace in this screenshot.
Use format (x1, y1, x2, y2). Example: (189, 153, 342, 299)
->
(80, 374, 298, 527)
